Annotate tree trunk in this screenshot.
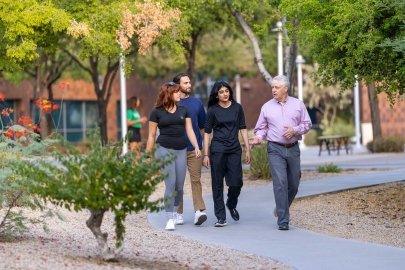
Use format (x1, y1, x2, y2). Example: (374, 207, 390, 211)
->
(86, 209, 116, 261)
(367, 82, 382, 150)
(184, 32, 200, 82)
(45, 83, 55, 136)
(322, 103, 331, 129)
(284, 19, 298, 96)
(226, 2, 273, 85)
(97, 98, 109, 145)
(330, 106, 337, 129)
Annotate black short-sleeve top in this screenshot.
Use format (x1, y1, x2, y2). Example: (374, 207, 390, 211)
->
(149, 106, 189, 150)
(204, 102, 246, 153)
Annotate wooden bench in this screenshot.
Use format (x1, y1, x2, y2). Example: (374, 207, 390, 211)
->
(317, 135, 351, 156)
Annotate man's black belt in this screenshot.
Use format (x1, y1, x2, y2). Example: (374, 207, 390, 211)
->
(269, 141, 298, 148)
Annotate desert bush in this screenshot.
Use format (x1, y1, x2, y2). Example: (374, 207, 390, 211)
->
(14, 130, 171, 261)
(317, 163, 342, 173)
(304, 129, 321, 146)
(366, 136, 405, 153)
(1, 96, 61, 240)
(322, 118, 355, 137)
(250, 144, 271, 179)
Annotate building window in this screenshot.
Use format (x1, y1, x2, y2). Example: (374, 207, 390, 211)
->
(31, 100, 98, 142)
(0, 100, 16, 129)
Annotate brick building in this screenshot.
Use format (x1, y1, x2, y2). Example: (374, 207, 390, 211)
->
(360, 84, 405, 144)
(1, 76, 404, 145)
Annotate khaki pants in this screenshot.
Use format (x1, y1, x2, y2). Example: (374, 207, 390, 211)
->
(177, 151, 206, 214)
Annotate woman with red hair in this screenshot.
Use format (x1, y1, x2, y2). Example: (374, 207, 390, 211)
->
(146, 82, 201, 231)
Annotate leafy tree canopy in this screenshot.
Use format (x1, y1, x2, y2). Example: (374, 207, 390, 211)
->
(280, 0, 405, 100)
(0, 0, 70, 71)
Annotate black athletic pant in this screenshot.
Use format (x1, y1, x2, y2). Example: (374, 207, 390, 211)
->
(210, 151, 243, 220)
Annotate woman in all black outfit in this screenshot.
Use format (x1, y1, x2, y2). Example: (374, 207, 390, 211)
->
(203, 81, 251, 227)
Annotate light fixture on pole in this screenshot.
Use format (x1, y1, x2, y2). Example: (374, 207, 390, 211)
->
(296, 54, 306, 148)
(119, 49, 128, 155)
(296, 55, 305, 101)
(235, 74, 241, 104)
(272, 21, 283, 76)
(354, 75, 361, 148)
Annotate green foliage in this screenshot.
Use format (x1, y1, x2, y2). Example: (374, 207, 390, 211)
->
(131, 46, 184, 79)
(317, 163, 342, 173)
(0, 170, 30, 238)
(304, 129, 321, 146)
(280, 0, 405, 100)
(196, 28, 259, 78)
(14, 130, 171, 248)
(0, 134, 61, 239)
(322, 118, 355, 137)
(226, 0, 280, 74)
(250, 144, 271, 179)
(366, 136, 405, 153)
(303, 64, 354, 130)
(0, 0, 70, 71)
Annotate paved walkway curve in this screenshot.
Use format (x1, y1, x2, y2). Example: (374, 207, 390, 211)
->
(148, 164, 405, 270)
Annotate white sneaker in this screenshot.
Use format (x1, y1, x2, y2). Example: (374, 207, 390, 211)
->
(165, 219, 175, 231)
(194, 210, 207, 225)
(175, 213, 184, 225)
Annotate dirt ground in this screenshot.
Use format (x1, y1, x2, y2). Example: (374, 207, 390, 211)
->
(1, 169, 404, 270)
(290, 179, 405, 248)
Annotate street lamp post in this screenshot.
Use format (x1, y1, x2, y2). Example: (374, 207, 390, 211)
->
(296, 55, 305, 101)
(235, 74, 241, 104)
(354, 75, 361, 148)
(296, 54, 306, 148)
(272, 21, 283, 76)
(119, 50, 128, 155)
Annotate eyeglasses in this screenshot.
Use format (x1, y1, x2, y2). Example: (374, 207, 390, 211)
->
(165, 82, 176, 86)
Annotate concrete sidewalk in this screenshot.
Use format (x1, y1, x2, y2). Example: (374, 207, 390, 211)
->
(148, 148, 405, 270)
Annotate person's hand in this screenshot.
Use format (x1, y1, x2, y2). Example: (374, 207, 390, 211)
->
(194, 148, 201, 158)
(249, 136, 262, 145)
(244, 149, 251, 164)
(203, 156, 210, 168)
(283, 127, 295, 139)
(140, 117, 148, 124)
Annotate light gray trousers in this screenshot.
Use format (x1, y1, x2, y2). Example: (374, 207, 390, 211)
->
(155, 146, 187, 213)
(267, 142, 301, 226)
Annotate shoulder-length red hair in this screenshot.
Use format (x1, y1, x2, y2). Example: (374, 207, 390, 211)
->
(155, 82, 181, 109)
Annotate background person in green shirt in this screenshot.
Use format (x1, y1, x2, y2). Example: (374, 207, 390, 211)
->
(127, 96, 147, 155)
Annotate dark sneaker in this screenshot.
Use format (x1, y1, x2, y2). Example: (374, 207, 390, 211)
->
(278, 224, 289, 230)
(214, 219, 227, 227)
(227, 206, 240, 221)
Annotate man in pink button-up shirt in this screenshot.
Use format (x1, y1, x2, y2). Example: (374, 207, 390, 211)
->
(251, 75, 312, 230)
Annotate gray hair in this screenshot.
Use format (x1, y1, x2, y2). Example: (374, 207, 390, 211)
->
(272, 75, 290, 88)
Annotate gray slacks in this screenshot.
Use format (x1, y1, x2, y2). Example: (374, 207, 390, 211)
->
(267, 142, 301, 226)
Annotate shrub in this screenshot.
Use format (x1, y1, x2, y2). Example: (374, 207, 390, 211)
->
(322, 118, 355, 137)
(14, 130, 171, 261)
(317, 163, 342, 173)
(1, 96, 61, 240)
(250, 144, 271, 179)
(366, 136, 405, 153)
(304, 129, 321, 146)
